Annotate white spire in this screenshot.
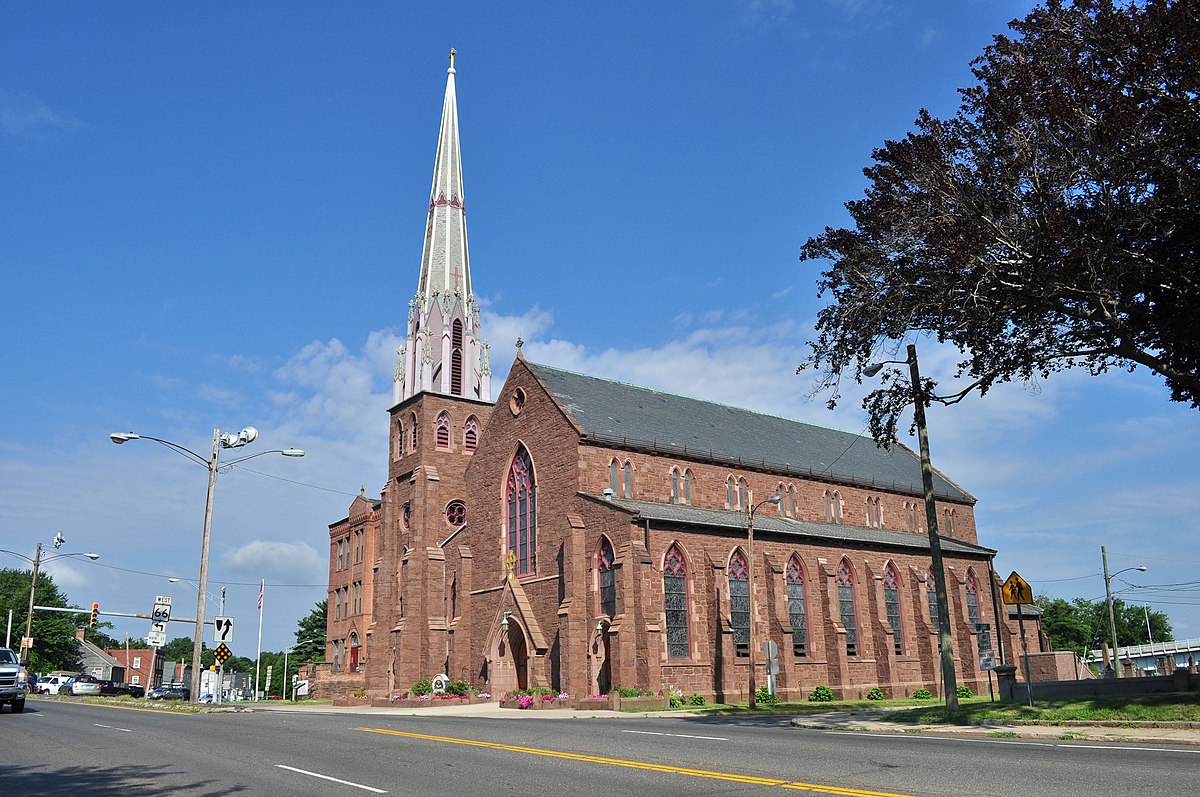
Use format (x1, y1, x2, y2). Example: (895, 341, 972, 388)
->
(397, 50, 490, 404)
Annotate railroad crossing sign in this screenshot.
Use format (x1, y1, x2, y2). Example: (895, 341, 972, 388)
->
(1002, 571, 1033, 605)
(213, 643, 233, 665)
(213, 616, 234, 645)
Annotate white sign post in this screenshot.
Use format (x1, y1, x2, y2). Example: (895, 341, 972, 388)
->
(213, 616, 234, 646)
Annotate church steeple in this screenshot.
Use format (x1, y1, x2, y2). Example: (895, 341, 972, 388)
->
(395, 50, 491, 405)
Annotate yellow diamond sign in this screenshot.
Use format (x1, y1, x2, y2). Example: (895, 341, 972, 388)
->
(1002, 571, 1033, 605)
(213, 642, 233, 664)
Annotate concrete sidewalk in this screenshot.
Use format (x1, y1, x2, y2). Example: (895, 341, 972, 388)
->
(236, 701, 1200, 745)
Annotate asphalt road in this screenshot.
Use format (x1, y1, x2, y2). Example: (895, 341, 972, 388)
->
(4, 701, 1198, 796)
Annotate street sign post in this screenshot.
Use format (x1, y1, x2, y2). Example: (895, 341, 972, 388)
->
(1002, 571, 1035, 707)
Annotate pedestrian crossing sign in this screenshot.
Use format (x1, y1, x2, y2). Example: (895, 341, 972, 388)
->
(1002, 571, 1033, 605)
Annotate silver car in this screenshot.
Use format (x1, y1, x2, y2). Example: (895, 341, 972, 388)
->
(60, 675, 102, 696)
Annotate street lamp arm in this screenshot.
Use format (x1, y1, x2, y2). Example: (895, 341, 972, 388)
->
(220, 448, 305, 469)
(109, 432, 210, 467)
(1, 549, 100, 565)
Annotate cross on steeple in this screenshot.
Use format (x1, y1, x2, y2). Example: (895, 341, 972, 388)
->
(449, 48, 456, 69)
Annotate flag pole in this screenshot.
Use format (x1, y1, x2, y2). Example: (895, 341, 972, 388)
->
(254, 579, 264, 701)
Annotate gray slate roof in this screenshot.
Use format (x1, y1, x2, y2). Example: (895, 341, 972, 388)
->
(528, 362, 972, 502)
(604, 497, 994, 557)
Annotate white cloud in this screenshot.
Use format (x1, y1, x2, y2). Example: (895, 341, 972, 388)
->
(0, 88, 82, 138)
(221, 540, 326, 584)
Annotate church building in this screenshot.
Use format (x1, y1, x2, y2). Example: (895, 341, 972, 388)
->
(325, 54, 1028, 703)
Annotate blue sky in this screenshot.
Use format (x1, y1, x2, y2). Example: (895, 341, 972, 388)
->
(3, 1, 1197, 657)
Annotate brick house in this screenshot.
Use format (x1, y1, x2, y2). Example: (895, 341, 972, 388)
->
(323, 55, 1040, 703)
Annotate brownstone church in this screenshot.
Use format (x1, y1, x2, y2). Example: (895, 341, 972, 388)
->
(324, 55, 1033, 703)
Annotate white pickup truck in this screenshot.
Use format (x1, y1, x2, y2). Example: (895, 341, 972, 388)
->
(0, 647, 29, 713)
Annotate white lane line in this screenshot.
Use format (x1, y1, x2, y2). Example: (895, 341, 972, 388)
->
(275, 764, 388, 793)
(94, 723, 132, 733)
(825, 731, 1200, 754)
(621, 729, 729, 741)
(1063, 744, 1200, 754)
(827, 731, 1051, 746)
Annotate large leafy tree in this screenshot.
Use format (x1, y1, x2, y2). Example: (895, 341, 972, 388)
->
(799, 0, 1199, 443)
(1036, 595, 1172, 656)
(0, 568, 82, 672)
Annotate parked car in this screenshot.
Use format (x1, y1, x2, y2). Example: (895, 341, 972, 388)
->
(36, 674, 69, 695)
(147, 683, 190, 701)
(60, 675, 102, 696)
(98, 680, 143, 697)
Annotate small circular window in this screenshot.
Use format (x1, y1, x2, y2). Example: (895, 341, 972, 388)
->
(402, 502, 411, 529)
(446, 500, 466, 526)
(509, 387, 526, 416)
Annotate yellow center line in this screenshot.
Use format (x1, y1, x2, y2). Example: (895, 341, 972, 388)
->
(355, 727, 922, 797)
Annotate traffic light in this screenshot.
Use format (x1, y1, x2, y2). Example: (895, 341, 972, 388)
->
(89, 602, 99, 627)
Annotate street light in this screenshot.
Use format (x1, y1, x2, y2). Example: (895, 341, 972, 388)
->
(746, 490, 782, 709)
(864, 343, 959, 711)
(282, 637, 321, 700)
(111, 427, 304, 703)
(1100, 545, 1146, 677)
(1, 535, 100, 665)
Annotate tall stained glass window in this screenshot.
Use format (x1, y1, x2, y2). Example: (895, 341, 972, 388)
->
(506, 446, 536, 575)
(664, 545, 690, 658)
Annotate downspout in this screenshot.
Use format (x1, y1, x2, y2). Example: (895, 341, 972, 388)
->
(987, 559, 1006, 665)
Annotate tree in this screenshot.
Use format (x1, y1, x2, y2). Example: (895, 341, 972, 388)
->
(292, 600, 326, 664)
(1035, 594, 1172, 656)
(798, 0, 1200, 444)
(158, 636, 197, 663)
(0, 567, 82, 672)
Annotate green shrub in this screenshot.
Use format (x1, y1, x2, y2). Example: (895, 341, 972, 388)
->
(866, 688, 885, 701)
(411, 678, 432, 696)
(616, 684, 654, 698)
(808, 685, 834, 702)
(956, 685, 973, 699)
(913, 688, 932, 700)
(669, 694, 682, 708)
(688, 693, 706, 706)
(755, 686, 778, 706)
(446, 679, 471, 697)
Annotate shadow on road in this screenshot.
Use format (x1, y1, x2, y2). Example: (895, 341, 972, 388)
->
(0, 762, 246, 796)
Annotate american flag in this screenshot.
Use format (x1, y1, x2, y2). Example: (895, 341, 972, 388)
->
(258, 579, 264, 609)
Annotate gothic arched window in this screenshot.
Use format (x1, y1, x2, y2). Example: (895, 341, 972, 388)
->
(450, 319, 464, 395)
(926, 570, 940, 630)
(664, 545, 690, 658)
(598, 537, 616, 618)
(728, 550, 750, 658)
(682, 470, 692, 505)
(837, 560, 858, 656)
(505, 446, 537, 576)
(786, 556, 808, 657)
(623, 461, 632, 498)
(884, 563, 904, 655)
(409, 412, 418, 452)
(671, 469, 680, 504)
(436, 412, 451, 449)
(965, 570, 980, 625)
(463, 416, 479, 453)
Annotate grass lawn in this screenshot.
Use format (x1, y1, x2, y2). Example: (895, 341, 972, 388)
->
(680, 692, 1200, 724)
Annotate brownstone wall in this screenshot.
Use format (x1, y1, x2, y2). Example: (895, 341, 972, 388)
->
(579, 444, 978, 545)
